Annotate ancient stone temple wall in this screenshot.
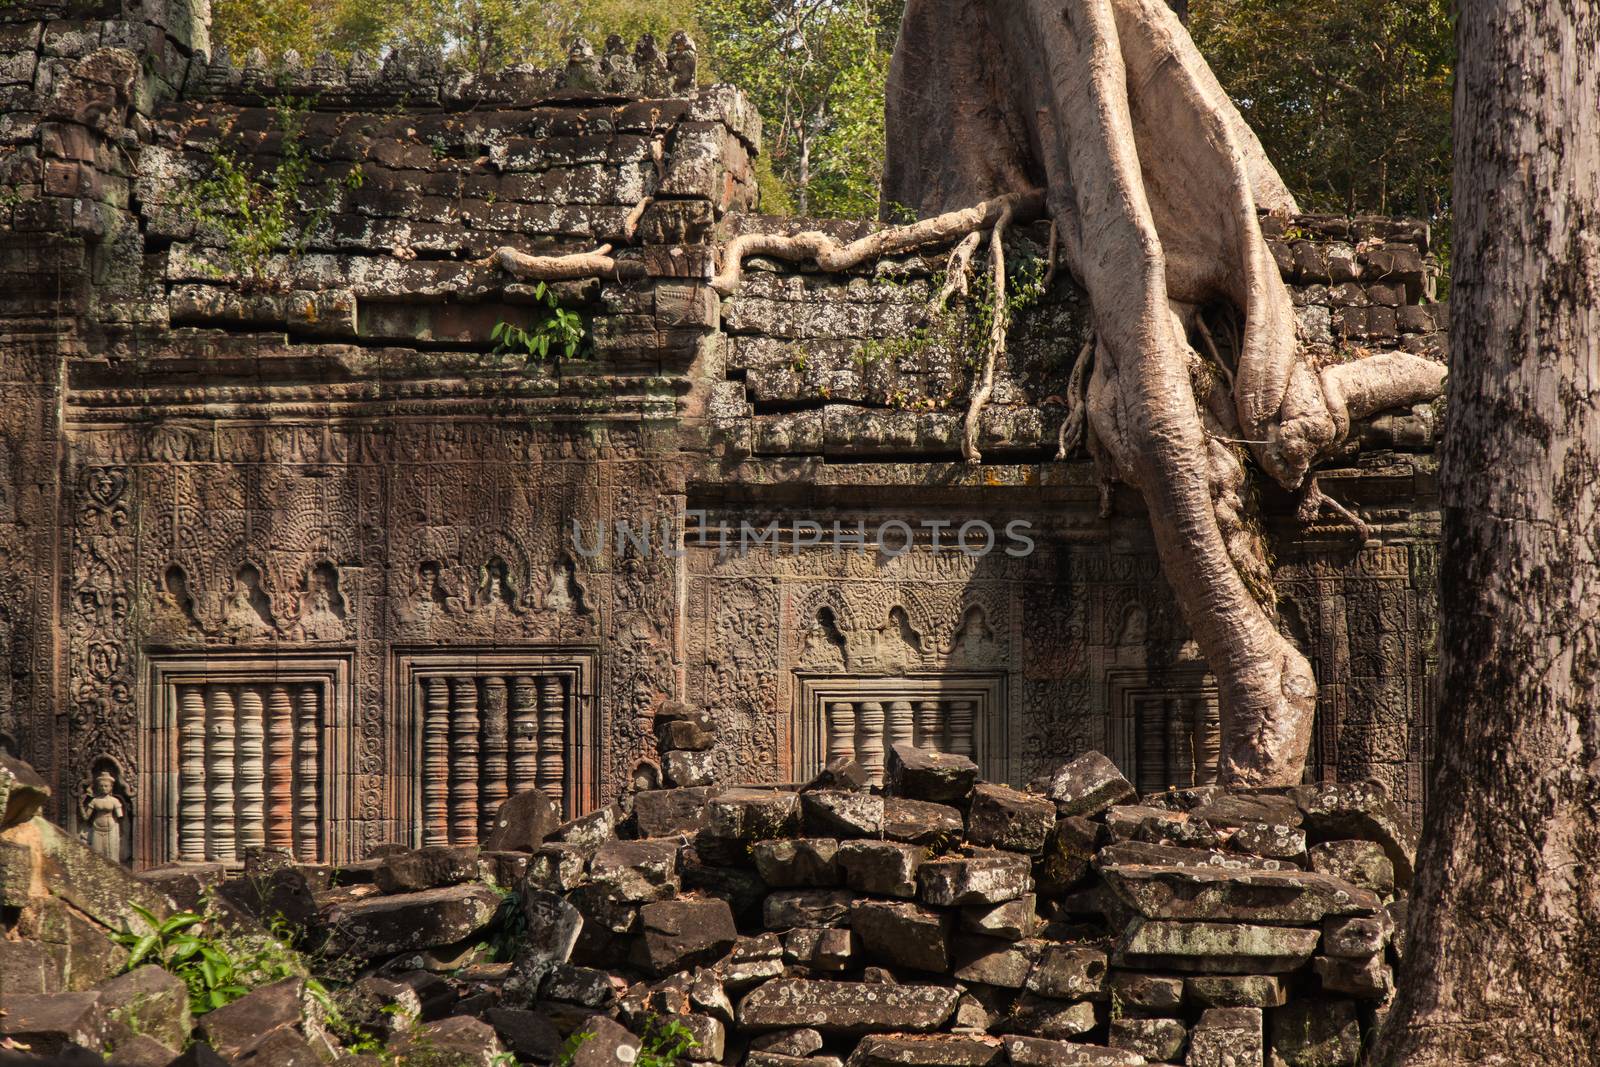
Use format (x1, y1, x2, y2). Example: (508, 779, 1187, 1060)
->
(0, 0, 1445, 866)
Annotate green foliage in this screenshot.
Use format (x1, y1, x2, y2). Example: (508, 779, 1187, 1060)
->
(491, 282, 587, 363)
(186, 99, 363, 288)
(557, 1029, 597, 1067)
(1190, 0, 1453, 223)
(637, 1016, 699, 1067)
(112, 903, 313, 1015)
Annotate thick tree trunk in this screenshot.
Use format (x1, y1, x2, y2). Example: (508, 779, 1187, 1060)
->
(1372, 3, 1600, 1063)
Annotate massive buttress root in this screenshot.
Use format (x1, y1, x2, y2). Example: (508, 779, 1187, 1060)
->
(885, 0, 1443, 784)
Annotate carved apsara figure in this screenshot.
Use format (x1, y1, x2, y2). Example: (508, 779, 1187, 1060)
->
(81, 768, 125, 863)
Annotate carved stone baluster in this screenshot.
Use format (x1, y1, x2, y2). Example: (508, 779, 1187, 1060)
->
(888, 699, 914, 753)
(422, 676, 450, 846)
(205, 686, 237, 862)
(178, 685, 208, 861)
(947, 699, 975, 760)
(481, 676, 509, 838)
(294, 684, 320, 861)
(827, 701, 856, 764)
(236, 686, 266, 852)
(450, 676, 481, 844)
(266, 685, 295, 851)
(510, 676, 539, 794)
(915, 699, 941, 751)
(536, 675, 565, 817)
(856, 701, 885, 787)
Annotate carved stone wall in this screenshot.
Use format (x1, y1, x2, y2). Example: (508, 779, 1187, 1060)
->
(0, 1, 1444, 864)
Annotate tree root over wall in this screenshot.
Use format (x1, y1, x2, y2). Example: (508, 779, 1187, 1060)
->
(483, 1, 1444, 784)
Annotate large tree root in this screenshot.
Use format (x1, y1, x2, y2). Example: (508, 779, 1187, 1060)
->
(886, 0, 1445, 784)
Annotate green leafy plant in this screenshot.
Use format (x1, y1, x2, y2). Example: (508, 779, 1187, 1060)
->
(185, 97, 363, 289)
(557, 1029, 597, 1067)
(637, 1015, 699, 1067)
(491, 281, 587, 363)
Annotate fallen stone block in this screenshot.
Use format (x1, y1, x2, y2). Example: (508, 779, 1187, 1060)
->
(765, 888, 856, 929)
(230, 1027, 323, 1066)
(1109, 1017, 1186, 1063)
(1191, 794, 1302, 829)
(635, 787, 717, 837)
(95, 964, 191, 1052)
(888, 744, 979, 803)
(1, 753, 51, 829)
(804, 791, 886, 838)
(1103, 806, 1189, 843)
(527, 843, 590, 892)
(1002, 996, 1098, 1039)
(709, 788, 803, 842)
(638, 897, 739, 974)
(567, 1016, 643, 1067)
(394, 1015, 506, 1066)
(966, 784, 1056, 853)
(1229, 822, 1308, 863)
(373, 845, 481, 893)
(1307, 841, 1395, 897)
(1291, 781, 1416, 888)
(1037, 817, 1102, 894)
(786, 927, 857, 971)
(1322, 912, 1395, 958)
(666, 749, 720, 787)
(1187, 1007, 1262, 1067)
(106, 1032, 182, 1066)
(519, 887, 585, 969)
(589, 839, 681, 902)
(337, 976, 421, 1040)
(806, 756, 872, 792)
(198, 977, 304, 1059)
(753, 1027, 826, 1057)
(848, 1034, 1005, 1067)
(1003, 1036, 1145, 1067)
(755, 838, 842, 886)
(738, 979, 960, 1034)
(487, 1007, 563, 1063)
(1113, 919, 1319, 974)
(324, 884, 502, 957)
(1268, 999, 1361, 1067)
(884, 799, 965, 846)
(960, 894, 1036, 941)
(951, 936, 1039, 988)
(1183, 975, 1286, 1008)
(552, 805, 621, 849)
(1107, 972, 1183, 1011)
(659, 717, 717, 751)
(481, 786, 560, 852)
(0, 991, 108, 1056)
(1100, 865, 1380, 924)
(748, 1055, 846, 1067)
(1025, 945, 1108, 1000)
(1026, 753, 1135, 818)
(542, 963, 620, 1008)
(1312, 954, 1394, 999)
(1096, 842, 1289, 873)
(851, 899, 953, 972)
(0, 937, 64, 994)
(919, 853, 1032, 906)
(837, 840, 927, 898)
(719, 933, 788, 989)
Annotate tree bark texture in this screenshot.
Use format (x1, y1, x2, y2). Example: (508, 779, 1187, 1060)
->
(1373, 3, 1600, 1063)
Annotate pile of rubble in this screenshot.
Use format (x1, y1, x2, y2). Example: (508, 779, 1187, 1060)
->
(0, 711, 1414, 1067)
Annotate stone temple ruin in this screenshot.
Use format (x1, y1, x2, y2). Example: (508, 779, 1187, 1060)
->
(0, 0, 1442, 872)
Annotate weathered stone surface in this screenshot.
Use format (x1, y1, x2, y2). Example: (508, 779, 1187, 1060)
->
(709, 789, 802, 842)
(1191, 794, 1302, 829)
(738, 980, 960, 1033)
(1268, 1000, 1361, 1067)
(635, 787, 717, 837)
(804, 791, 886, 838)
(1107, 972, 1183, 1011)
(1307, 841, 1395, 897)
(960, 894, 1036, 941)
(751, 1028, 825, 1057)
(1113, 920, 1320, 974)
(1291, 782, 1416, 888)
(754, 838, 841, 886)
(966, 784, 1056, 853)
(1002, 1036, 1145, 1067)
(785, 927, 856, 971)
(528, 842, 590, 892)
(1100, 865, 1379, 924)
(888, 744, 978, 803)
(849, 1034, 1005, 1067)
(0, 991, 108, 1056)
(542, 963, 619, 1007)
(951, 936, 1038, 988)
(1321, 912, 1394, 958)
(638, 898, 738, 974)
(679, 1013, 729, 1062)
(1025, 945, 1107, 1000)
(1037, 817, 1102, 894)
(1096, 842, 1289, 873)
(1103, 806, 1187, 843)
(884, 799, 966, 845)
(765, 888, 857, 929)
(96, 964, 191, 1052)
(198, 977, 304, 1059)
(1003, 996, 1098, 1039)
(659, 717, 716, 751)
(1026, 753, 1135, 818)
(487, 1007, 563, 1063)
(481, 787, 560, 852)
(919, 854, 1032, 906)
(851, 899, 952, 972)
(1229, 821, 1308, 862)
(1, 753, 51, 829)
(589, 839, 681, 902)
(837, 840, 927, 898)
(1312, 954, 1394, 999)
(339, 977, 422, 1041)
(106, 1032, 181, 1066)
(518, 886, 585, 971)
(719, 933, 788, 988)
(325, 884, 502, 957)
(0, 937, 64, 994)
(1183, 975, 1286, 1008)
(666, 749, 720, 788)
(395, 1015, 506, 1066)
(1109, 1017, 1186, 1062)
(806, 757, 872, 792)
(374, 845, 481, 893)
(568, 1016, 643, 1067)
(1187, 1008, 1262, 1067)
(551, 806, 623, 850)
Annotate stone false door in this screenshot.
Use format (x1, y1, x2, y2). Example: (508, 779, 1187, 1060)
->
(796, 675, 1007, 786)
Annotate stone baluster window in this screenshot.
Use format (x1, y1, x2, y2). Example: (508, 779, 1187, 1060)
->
(805, 676, 1004, 786)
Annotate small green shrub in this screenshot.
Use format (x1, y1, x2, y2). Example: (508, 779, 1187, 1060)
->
(492, 282, 587, 363)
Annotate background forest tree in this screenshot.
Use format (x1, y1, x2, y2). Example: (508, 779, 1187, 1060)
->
(209, 0, 1450, 227)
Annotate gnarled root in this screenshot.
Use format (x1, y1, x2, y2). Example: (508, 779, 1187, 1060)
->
(962, 201, 1014, 463)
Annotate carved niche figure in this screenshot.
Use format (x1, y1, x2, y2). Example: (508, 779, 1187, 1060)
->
(948, 605, 1002, 666)
(149, 564, 202, 638)
(223, 564, 277, 640)
(800, 607, 849, 673)
(295, 562, 348, 639)
(473, 557, 523, 618)
(80, 766, 129, 864)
